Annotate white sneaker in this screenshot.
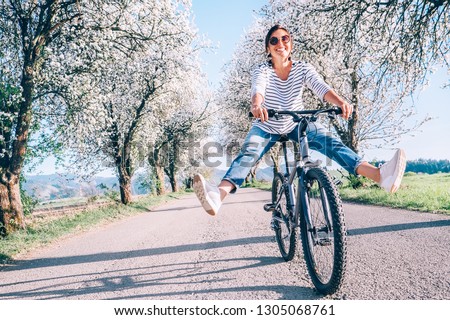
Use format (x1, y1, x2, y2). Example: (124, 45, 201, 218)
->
(379, 149, 406, 193)
(193, 173, 221, 216)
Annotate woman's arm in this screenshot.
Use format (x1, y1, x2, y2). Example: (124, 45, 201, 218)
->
(324, 90, 353, 120)
(251, 93, 268, 122)
(250, 64, 269, 122)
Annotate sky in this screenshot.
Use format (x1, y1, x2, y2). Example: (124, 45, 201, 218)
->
(191, 0, 268, 87)
(33, 0, 449, 176)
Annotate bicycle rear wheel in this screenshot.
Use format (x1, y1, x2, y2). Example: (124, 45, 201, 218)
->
(272, 173, 299, 261)
(300, 168, 346, 294)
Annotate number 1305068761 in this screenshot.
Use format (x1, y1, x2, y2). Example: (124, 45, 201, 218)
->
(256, 304, 336, 316)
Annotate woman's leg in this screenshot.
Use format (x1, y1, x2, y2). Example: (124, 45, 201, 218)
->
(355, 162, 380, 183)
(289, 122, 363, 175)
(221, 126, 279, 197)
(291, 122, 405, 192)
(218, 180, 235, 201)
(194, 126, 279, 215)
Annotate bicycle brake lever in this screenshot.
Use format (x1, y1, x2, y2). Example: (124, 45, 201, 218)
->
(267, 109, 276, 118)
(329, 108, 343, 120)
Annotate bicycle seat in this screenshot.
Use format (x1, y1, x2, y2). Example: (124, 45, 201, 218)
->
(278, 135, 289, 143)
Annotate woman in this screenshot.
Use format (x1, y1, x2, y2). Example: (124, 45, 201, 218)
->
(193, 25, 406, 216)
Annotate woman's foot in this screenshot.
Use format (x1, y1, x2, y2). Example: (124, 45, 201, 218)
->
(193, 173, 222, 216)
(379, 149, 406, 193)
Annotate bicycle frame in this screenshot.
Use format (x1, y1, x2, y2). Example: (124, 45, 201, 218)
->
(270, 108, 341, 234)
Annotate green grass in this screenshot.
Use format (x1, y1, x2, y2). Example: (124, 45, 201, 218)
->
(35, 196, 110, 210)
(242, 179, 272, 191)
(339, 173, 450, 214)
(245, 172, 450, 215)
(0, 191, 190, 265)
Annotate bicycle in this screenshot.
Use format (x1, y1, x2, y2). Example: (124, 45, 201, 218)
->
(253, 107, 347, 295)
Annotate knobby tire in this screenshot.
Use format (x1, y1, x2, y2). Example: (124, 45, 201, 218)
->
(300, 167, 347, 295)
(272, 173, 299, 261)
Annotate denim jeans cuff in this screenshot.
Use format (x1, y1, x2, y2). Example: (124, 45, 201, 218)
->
(353, 159, 365, 176)
(222, 178, 239, 194)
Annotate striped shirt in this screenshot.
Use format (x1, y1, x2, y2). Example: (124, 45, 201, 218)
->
(251, 60, 331, 134)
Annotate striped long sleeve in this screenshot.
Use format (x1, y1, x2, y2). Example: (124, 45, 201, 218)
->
(251, 61, 331, 134)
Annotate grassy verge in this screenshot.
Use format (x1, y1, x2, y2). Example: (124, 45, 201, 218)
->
(339, 173, 450, 214)
(35, 196, 111, 210)
(0, 191, 190, 265)
(244, 172, 450, 214)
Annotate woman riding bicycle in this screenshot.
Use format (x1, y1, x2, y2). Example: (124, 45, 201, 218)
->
(194, 24, 406, 216)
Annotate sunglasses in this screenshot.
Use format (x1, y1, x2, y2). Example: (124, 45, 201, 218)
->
(269, 35, 291, 46)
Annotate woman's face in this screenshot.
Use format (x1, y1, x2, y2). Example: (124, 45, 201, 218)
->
(267, 29, 292, 60)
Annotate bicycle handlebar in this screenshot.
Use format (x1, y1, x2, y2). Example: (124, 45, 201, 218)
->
(248, 107, 342, 120)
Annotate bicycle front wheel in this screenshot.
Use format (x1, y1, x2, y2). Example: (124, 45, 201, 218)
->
(272, 173, 299, 261)
(300, 168, 347, 295)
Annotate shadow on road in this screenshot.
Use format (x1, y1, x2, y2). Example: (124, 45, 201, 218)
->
(348, 219, 450, 236)
(0, 234, 318, 300)
(0, 256, 313, 299)
(2, 236, 273, 272)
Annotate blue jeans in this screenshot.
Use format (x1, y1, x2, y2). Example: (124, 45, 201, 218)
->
(222, 123, 363, 192)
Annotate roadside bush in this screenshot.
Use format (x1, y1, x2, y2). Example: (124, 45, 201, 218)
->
(20, 176, 38, 216)
(343, 174, 375, 189)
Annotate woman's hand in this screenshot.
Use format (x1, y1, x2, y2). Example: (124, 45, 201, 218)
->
(251, 104, 269, 122)
(339, 101, 353, 120)
(324, 90, 353, 120)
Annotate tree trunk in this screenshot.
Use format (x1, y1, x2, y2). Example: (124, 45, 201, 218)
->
(271, 153, 279, 176)
(117, 165, 132, 205)
(0, 175, 25, 236)
(348, 69, 360, 153)
(166, 139, 179, 192)
(184, 177, 193, 189)
(0, 62, 34, 235)
(169, 175, 179, 192)
(245, 159, 260, 184)
(269, 145, 282, 176)
(148, 143, 167, 196)
(154, 165, 166, 195)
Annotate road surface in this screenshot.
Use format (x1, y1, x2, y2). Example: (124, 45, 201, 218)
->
(0, 188, 449, 299)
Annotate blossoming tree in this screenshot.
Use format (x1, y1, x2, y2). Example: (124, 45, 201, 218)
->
(44, 0, 209, 204)
(0, 0, 81, 235)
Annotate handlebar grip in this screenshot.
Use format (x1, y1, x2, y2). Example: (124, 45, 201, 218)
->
(248, 109, 275, 118)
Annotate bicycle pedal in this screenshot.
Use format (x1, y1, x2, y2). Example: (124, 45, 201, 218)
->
(318, 238, 332, 246)
(304, 159, 322, 167)
(331, 176, 343, 186)
(263, 203, 276, 212)
(270, 221, 277, 230)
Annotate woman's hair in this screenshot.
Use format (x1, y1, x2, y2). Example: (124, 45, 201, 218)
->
(265, 24, 292, 62)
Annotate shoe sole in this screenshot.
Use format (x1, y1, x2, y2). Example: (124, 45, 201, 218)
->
(390, 149, 406, 193)
(193, 174, 217, 216)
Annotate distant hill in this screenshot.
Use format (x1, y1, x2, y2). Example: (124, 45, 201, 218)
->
(22, 173, 147, 201)
(210, 166, 274, 184)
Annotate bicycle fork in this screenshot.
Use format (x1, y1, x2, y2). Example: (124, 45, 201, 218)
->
(297, 170, 312, 230)
(298, 170, 334, 246)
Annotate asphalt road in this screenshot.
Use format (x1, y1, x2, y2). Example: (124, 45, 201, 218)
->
(0, 188, 449, 300)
